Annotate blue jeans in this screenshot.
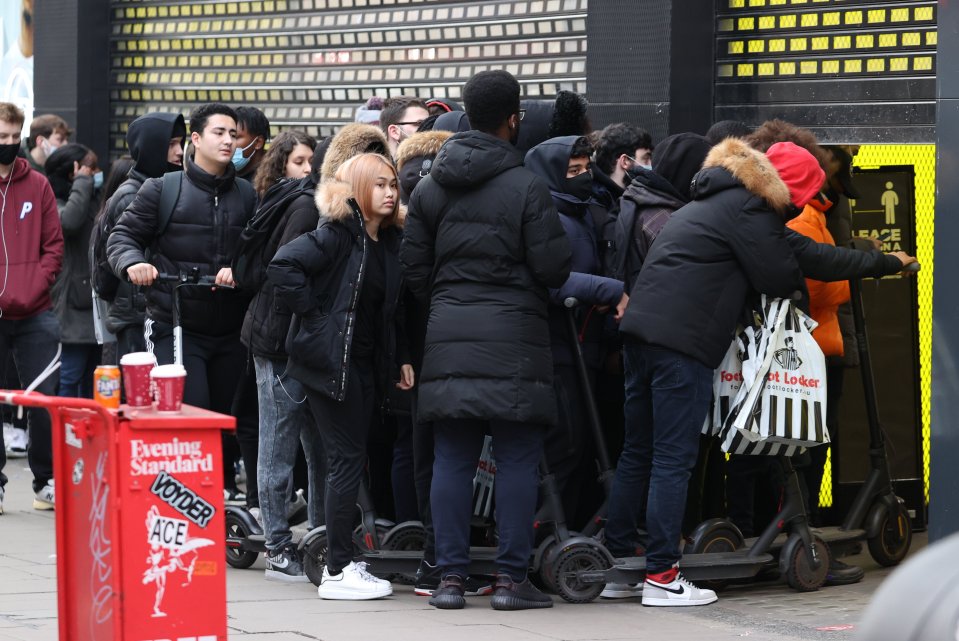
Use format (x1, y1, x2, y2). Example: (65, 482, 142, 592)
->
(604, 343, 712, 573)
(59, 344, 102, 398)
(431, 419, 545, 581)
(0, 311, 60, 492)
(254, 355, 325, 550)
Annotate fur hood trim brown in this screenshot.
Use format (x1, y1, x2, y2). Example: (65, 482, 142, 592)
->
(703, 137, 792, 212)
(315, 178, 405, 229)
(395, 130, 452, 171)
(320, 124, 390, 182)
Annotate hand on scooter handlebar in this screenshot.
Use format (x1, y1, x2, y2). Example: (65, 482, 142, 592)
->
(889, 252, 920, 275)
(127, 262, 159, 286)
(154, 270, 235, 289)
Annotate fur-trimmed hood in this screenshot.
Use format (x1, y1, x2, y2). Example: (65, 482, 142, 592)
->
(320, 124, 390, 182)
(696, 137, 792, 213)
(395, 130, 451, 171)
(315, 177, 405, 229)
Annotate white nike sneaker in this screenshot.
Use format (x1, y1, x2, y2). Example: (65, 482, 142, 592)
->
(318, 561, 392, 600)
(5, 425, 27, 459)
(33, 480, 54, 511)
(642, 571, 717, 607)
(600, 582, 644, 599)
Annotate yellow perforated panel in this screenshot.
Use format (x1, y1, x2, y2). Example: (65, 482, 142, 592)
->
(818, 145, 934, 509)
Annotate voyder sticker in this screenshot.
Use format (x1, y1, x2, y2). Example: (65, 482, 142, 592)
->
(149, 471, 216, 528)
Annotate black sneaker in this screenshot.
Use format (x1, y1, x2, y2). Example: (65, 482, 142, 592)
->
(429, 575, 467, 610)
(414, 560, 494, 597)
(490, 573, 553, 610)
(825, 558, 865, 586)
(265, 544, 310, 583)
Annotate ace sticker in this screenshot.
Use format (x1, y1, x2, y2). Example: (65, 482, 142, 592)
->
(148, 514, 190, 549)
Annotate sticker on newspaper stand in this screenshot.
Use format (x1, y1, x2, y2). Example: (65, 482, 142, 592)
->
(143, 506, 214, 619)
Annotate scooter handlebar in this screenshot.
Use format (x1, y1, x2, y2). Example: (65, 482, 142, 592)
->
(155, 272, 232, 288)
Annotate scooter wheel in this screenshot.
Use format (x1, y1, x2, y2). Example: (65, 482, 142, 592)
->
(225, 511, 259, 569)
(382, 522, 428, 584)
(303, 529, 329, 587)
(687, 520, 745, 592)
(868, 502, 913, 567)
(784, 534, 830, 592)
(552, 545, 609, 604)
(533, 536, 560, 593)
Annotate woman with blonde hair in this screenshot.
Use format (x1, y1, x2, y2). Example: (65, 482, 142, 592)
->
(268, 153, 413, 600)
(253, 130, 316, 195)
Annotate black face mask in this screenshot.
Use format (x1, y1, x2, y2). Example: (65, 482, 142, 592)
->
(0, 142, 20, 166)
(566, 172, 594, 202)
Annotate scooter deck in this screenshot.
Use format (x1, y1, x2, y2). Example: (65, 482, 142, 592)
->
(361, 547, 500, 575)
(579, 551, 775, 585)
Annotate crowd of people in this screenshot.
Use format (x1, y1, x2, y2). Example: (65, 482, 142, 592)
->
(0, 68, 916, 610)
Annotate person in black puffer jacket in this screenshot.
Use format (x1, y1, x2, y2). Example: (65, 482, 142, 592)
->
(269, 153, 412, 601)
(107, 103, 257, 501)
(401, 70, 571, 611)
(46, 144, 102, 397)
(97, 112, 186, 359)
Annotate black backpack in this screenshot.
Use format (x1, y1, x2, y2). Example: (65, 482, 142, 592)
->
(91, 171, 184, 302)
(232, 177, 315, 291)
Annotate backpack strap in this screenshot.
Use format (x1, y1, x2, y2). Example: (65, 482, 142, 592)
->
(157, 171, 183, 236)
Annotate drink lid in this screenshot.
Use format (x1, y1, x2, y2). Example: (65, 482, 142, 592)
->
(151, 364, 187, 378)
(120, 352, 156, 366)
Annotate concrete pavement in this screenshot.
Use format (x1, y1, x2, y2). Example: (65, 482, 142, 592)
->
(0, 458, 919, 641)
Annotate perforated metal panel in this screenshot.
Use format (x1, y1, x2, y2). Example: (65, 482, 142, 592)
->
(108, 0, 588, 158)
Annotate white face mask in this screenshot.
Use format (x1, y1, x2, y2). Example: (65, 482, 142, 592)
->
(41, 139, 59, 157)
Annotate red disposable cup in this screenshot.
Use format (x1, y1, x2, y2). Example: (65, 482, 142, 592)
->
(119, 352, 156, 407)
(151, 364, 187, 413)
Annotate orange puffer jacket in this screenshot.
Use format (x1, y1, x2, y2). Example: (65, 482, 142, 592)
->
(786, 201, 850, 357)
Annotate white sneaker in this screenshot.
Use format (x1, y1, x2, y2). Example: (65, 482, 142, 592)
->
(642, 571, 717, 607)
(33, 480, 55, 511)
(600, 582, 643, 599)
(318, 561, 392, 600)
(5, 425, 27, 459)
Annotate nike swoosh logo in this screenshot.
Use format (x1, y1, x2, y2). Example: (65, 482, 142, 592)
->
(270, 557, 290, 569)
(650, 583, 685, 595)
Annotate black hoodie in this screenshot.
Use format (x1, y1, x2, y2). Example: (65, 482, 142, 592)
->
(98, 112, 186, 333)
(525, 136, 624, 368)
(401, 130, 572, 426)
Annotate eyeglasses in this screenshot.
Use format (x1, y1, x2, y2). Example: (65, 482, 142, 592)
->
(395, 120, 426, 127)
(518, 109, 526, 121)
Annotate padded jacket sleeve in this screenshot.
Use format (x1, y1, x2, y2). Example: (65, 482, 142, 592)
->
(107, 177, 162, 279)
(550, 271, 624, 307)
(398, 185, 436, 300)
(785, 229, 903, 281)
(267, 225, 340, 316)
(523, 180, 573, 289)
(58, 175, 95, 237)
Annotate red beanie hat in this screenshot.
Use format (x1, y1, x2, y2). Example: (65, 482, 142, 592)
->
(765, 142, 826, 209)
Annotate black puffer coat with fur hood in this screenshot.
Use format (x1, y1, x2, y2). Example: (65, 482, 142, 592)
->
(267, 175, 408, 400)
(619, 138, 805, 368)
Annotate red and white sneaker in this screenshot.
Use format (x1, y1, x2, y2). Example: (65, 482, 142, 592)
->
(642, 569, 717, 607)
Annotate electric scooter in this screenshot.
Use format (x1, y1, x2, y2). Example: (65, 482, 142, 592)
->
(298, 298, 619, 589)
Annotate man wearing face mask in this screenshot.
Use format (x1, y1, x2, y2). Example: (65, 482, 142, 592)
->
(593, 123, 654, 202)
(401, 70, 572, 611)
(24, 114, 72, 175)
(93, 112, 186, 360)
(232, 106, 270, 185)
(0, 102, 64, 515)
(524, 135, 627, 526)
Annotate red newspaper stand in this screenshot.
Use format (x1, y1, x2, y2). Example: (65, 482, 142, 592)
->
(0, 391, 235, 641)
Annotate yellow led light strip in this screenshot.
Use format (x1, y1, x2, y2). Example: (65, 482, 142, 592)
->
(717, 54, 934, 79)
(718, 4, 936, 31)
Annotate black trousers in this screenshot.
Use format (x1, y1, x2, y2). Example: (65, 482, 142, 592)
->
(305, 360, 375, 574)
(148, 320, 246, 491)
(232, 357, 260, 507)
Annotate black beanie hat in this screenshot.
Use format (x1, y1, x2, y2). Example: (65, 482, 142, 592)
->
(652, 133, 712, 202)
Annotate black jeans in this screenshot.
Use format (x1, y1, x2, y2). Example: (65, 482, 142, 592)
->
(431, 418, 545, 581)
(115, 324, 146, 363)
(148, 319, 246, 491)
(0, 311, 60, 492)
(305, 359, 375, 574)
